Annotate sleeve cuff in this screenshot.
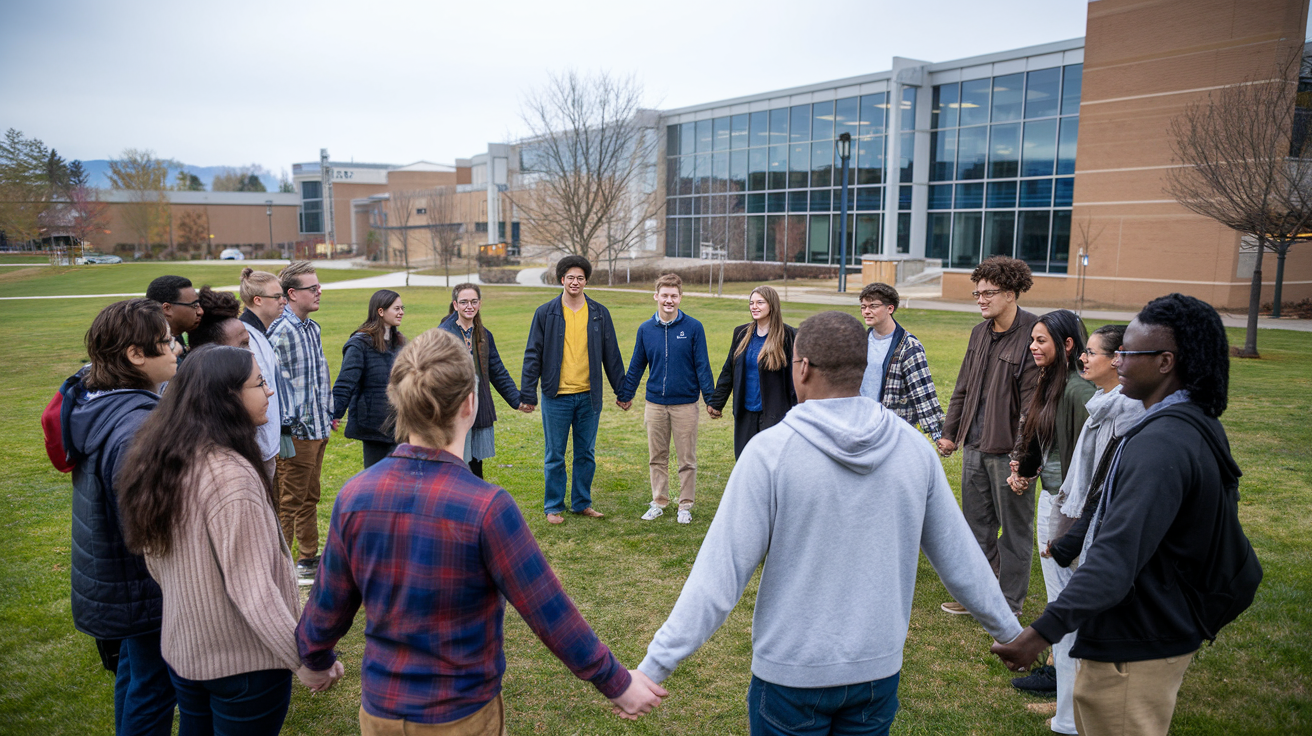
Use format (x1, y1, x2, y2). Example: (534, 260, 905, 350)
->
(595, 658, 633, 700)
(1029, 613, 1066, 646)
(637, 655, 671, 684)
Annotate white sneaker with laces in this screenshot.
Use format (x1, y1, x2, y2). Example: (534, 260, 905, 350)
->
(641, 505, 664, 521)
(677, 509, 692, 524)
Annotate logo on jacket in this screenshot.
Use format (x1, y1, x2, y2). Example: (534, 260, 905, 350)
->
(677, 331, 686, 339)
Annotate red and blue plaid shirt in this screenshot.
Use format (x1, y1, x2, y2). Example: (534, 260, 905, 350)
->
(296, 444, 630, 723)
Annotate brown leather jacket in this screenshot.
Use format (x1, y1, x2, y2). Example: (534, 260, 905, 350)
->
(942, 308, 1041, 455)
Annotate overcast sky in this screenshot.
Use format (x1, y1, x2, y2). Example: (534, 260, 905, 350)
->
(2, 0, 1090, 175)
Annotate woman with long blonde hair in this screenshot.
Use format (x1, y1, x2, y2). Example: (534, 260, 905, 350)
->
(707, 285, 798, 458)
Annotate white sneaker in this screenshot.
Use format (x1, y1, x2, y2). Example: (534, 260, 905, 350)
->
(677, 509, 692, 524)
(641, 505, 664, 521)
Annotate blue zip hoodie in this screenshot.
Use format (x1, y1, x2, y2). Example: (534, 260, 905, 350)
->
(617, 311, 715, 406)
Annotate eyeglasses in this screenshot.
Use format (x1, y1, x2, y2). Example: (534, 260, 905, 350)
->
(256, 292, 284, 301)
(971, 289, 1005, 300)
(1081, 348, 1113, 357)
(1113, 350, 1171, 359)
(244, 376, 268, 390)
(457, 299, 480, 307)
(289, 284, 322, 295)
(168, 299, 201, 309)
(157, 336, 177, 350)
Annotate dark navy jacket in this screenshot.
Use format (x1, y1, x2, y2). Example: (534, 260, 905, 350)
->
(617, 311, 715, 406)
(60, 369, 163, 640)
(332, 332, 401, 444)
(520, 294, 624, 413)
(438, 313, 523, 429)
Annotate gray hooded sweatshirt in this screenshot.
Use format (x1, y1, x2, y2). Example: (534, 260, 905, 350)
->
(638, 396, 1023, 688)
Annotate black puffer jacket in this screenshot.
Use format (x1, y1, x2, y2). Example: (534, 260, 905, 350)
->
(331, 332, 401, 444)
(60, 369, 163, 640)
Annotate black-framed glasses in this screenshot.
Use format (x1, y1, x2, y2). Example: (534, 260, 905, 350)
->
(168, 299, 201, 309)
(256, 292, 285, 301)
(289, 284, 322, 295)
(1113, 350, 1171, 359)
(971, 289, 1004, 300)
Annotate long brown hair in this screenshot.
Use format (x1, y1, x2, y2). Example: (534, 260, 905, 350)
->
(1017, 309, 1086, 454)
(118, 345, 274, 557)
(356, 289, 407, 353)
(732, 285, 787, 371)
(446, 283, 487, 378)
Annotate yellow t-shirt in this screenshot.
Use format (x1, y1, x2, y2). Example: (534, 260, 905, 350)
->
(558, 300, 591, 394)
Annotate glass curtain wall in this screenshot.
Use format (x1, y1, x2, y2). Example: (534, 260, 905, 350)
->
(926, 64, 1080, 273)
(666, 94, 888, 263)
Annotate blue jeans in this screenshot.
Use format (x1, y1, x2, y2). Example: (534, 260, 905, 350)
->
(540, 391, 600, 515)
(169, 667, 292, 736)
(114, 631, 176, 736)
(747, 673, 900, 736)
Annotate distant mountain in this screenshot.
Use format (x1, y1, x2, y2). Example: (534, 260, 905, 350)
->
(79, 160, 281, 192)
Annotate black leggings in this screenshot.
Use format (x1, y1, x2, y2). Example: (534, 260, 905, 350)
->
(362, 441, 396, 469)
(468, 458, 484, 478)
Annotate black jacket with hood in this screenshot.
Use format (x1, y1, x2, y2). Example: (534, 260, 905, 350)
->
(331, 332, 401, 444)
(60, 368, 163, 640)
(1031, 400, 1243, 662)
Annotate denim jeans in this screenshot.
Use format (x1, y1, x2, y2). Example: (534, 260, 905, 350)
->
(169, 667, 292, 736)
(747, 673, 900, 736)
(540, 391, 600, 515)
(114, 631, 176, 736)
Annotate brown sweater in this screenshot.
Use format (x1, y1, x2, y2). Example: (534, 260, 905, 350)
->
(942, 308, 1041, 455)
(145, 448, 301, 681)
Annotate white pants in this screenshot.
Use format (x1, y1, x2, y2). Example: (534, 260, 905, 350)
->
(1038, 489, 1078, 735)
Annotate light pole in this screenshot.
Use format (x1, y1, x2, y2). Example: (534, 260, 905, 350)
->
(265, 200, 274, 257)
(835, 132, 853, 292)
(208, 233, 214, 260)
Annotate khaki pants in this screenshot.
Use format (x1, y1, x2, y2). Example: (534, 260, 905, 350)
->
(645, 402, 699, 511)
(1073, 651, 1196, 736)
(359, 695, 507, 736)
(276, 437, 327, 561)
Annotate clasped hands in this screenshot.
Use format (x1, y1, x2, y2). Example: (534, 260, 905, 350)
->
(609, 669, 668, 720)
(295, 661, 345, 693)
(1006, 459, 1033, 496)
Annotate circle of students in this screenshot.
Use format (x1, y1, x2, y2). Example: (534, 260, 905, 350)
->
(52, 253, 1259, 736)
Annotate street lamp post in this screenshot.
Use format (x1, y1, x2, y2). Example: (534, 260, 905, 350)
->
(208, 233, 214, 260)
(265, 200, 274, 257)
(835, 132, 853, 293)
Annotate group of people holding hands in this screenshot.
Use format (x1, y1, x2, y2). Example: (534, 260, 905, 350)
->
(57, 251, 1251, 736)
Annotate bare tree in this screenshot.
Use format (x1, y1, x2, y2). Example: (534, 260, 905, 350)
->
(508, 70, 660, 273)
(107, 149, 172, 258)
(1165, 50, 1312, 356)
(424, 186, 463, 284)
(388, 188, 418, 287)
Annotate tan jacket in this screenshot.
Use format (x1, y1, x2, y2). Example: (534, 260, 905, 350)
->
(942, 309, 1041, 455)
(145, 448, 301, 681)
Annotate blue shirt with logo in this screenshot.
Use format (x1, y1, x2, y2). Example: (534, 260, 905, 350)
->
(617, 311, 716, 405)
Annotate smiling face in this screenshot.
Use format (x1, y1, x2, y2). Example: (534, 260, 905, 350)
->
(453, 289, 480, 322)
(1029, 322, 1060, 368)
(380, 298, 405, 328)
(974, 279, 1017, 322)
(859, 298, 895, 334)
(748, 291, 771, 324)
(654, 286, 682, 320)
(561, 267, 587, 297)
(241, 355, 274, 426)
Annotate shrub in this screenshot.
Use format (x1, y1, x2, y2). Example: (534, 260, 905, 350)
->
(479, 268, 520, 284)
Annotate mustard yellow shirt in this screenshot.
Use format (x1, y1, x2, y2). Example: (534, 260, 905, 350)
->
(558, 300, 590, 394)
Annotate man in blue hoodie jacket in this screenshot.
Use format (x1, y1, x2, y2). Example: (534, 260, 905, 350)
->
(617, 274, 716, 524)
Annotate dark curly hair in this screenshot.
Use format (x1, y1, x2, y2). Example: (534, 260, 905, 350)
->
(1136, 293, 1229, 418)
(190, 286, 243, 347)
(556, 255, 592, 282)
(971, 256, 1033, 295)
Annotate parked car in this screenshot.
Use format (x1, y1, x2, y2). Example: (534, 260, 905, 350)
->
(219, 248, 245, 261)
(75, 253, 124, 265)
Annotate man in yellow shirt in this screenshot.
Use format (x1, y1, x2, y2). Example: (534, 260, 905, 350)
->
(520, 256, 625, 524)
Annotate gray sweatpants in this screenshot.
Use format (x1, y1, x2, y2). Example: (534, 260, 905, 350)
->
(961, 447, 1035, 613)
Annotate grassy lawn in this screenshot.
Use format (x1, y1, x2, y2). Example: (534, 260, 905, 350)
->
(0, 263, 386, 298)
(0, 267, 1306, 734)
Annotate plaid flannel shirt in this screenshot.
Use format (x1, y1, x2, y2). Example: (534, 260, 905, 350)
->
(267, 306, 332, 440)
(882, 331, 945, 441)
(295, 444, 630, 724)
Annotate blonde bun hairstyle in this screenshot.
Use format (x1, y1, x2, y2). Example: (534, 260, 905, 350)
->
(387, 328, 476, 448)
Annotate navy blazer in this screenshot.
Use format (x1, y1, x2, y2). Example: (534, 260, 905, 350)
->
(520, 294, 625, 413)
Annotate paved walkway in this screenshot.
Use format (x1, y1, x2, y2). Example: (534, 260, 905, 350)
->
(3, 266, 1309, 332)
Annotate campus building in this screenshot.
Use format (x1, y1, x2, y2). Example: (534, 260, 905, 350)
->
(657, 0, 1310, 308)
(96, 190, 301, 258)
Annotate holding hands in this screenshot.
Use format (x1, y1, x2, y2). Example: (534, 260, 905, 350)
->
(935, 438, 956, 457)
(616, 400, 633, 411)
(1006, 459, 1031, 495)
(296, 660, 345, 693)
(705, 405, 722, 419)
(991, 628, 1050, 673)
(518, 403, 535, 414)
(610, 669, 668, 720)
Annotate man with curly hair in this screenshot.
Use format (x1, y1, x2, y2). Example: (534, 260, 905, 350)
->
(993, 293, 1255, 736)
(937, 256, 1040, 617)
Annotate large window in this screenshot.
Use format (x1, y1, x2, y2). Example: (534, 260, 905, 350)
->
(923, 63, 1079, 273)
(300, 180, 323, 234)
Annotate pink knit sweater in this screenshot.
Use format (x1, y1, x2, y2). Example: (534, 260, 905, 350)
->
(145, 448, 301, 681)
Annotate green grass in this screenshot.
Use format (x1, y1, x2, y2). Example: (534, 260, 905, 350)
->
(0, 267, 1306, 734)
